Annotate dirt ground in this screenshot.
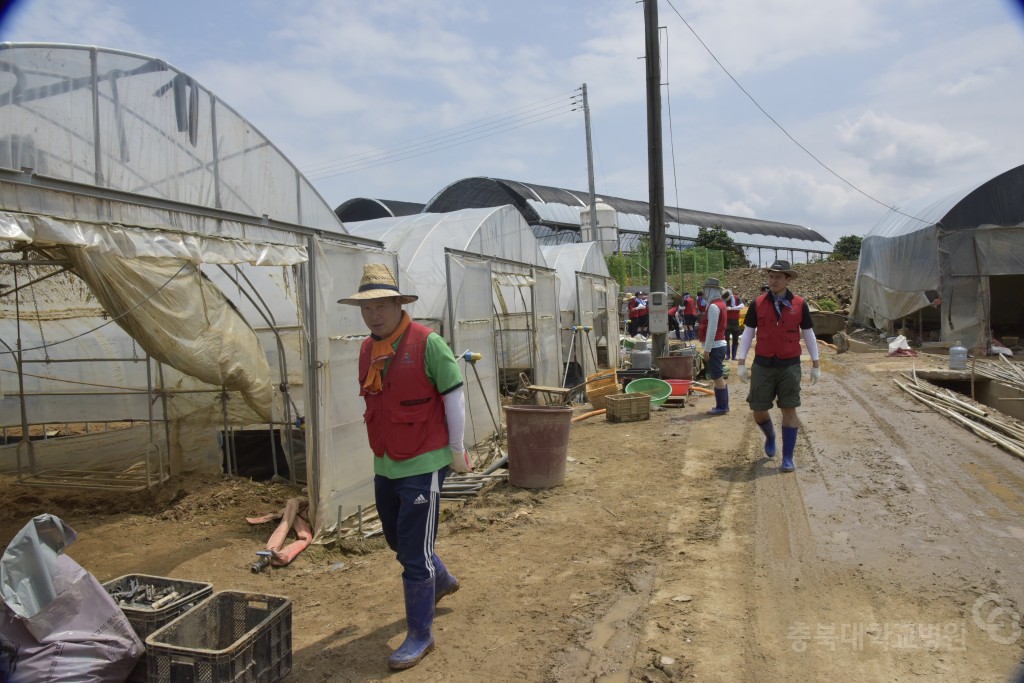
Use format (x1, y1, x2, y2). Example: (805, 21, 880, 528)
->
(3, 347, 1024, 682)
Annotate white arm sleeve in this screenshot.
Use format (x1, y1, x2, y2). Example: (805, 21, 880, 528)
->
(802, 327, 820, 362)
(443, 386, 466, 453)
(737, 327, 755, 361)
(703, 305, 720, 348)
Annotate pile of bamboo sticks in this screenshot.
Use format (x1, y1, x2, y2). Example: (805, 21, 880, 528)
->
(971, 354, 1024, 391)
(893, 365, 1024, 461)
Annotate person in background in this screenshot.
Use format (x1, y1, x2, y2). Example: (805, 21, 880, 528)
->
(668, 300, 682, 340)
(627, 290, 648, 336)
(698, 278, 730, 415)
(736, 260, 820, 473)
(340, 263, 468, 670)
(722, 289, 744, 360)
(681, 291, 698, 340)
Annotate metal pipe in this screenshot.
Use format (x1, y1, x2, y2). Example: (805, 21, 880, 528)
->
(158, 362, 170, 481)
(12, 266, 35, 474)
(145, 354, 154, 488)
(302, 241, 320, 529)
(220, 388, 232, 476)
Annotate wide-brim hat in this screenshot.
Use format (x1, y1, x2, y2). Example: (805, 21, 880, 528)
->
(702, 277, 722, 289)
(764, 259, 798, 278)
(338, 263, 418, 305)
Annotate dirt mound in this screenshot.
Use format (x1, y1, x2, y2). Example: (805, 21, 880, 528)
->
(721, 260, 858, 309)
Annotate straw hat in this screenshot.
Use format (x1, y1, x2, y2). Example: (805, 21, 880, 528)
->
(337, 263, 418, 305)
(764, 259, 798, 278)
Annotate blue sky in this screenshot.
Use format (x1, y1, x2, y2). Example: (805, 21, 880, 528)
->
(2, 0, 1023, 243)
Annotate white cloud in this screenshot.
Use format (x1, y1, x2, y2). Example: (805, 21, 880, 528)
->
(837, 110, 989, 177)
(661, 0, 892, 88)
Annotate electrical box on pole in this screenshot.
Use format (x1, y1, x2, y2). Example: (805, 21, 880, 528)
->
(647, 291, 668, 334)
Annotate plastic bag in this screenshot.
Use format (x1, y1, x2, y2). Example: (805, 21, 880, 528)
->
(0, 514, 143, 682)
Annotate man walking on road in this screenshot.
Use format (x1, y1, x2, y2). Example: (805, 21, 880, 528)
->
(735, 260, 820, 472)
(699, 278, 730, 415)
(340, 263, 469, 670)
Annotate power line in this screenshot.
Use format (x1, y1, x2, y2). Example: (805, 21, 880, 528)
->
(663, 0, 930, 226)
(302, 89, 581, 180)
(660, 26, 682, 213)
(303, 91, 578, 174)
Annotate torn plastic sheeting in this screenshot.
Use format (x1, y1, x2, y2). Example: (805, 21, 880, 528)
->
(66, 248, 274, 421)
(0, 211, 308, 266)
(0, 514, 143, 683)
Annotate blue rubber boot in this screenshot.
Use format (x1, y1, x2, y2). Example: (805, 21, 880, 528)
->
(781, 426, 798, 472)
(433, 553, 460, 605)
(757, 420, 776, 458)
(387, 578, 435, 670)
(707, 387, 729, 415)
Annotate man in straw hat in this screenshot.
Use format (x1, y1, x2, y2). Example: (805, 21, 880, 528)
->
(697, 277, 730, 415)
(339, 262, 470, 669)
(735, 260, 820, 473)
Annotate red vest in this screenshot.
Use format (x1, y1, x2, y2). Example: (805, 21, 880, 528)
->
(682, 296, 697, 316)
(753, 292, 805, 360)
(725, 294, 741, 321)
(697, 299, 727, 342)
(628, 297, 646, 319)
(359, 322, 449, 461)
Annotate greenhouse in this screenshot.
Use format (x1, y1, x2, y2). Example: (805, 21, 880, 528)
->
(539, 242, 620, 382)
(423, 176, 832, 264)
(851, 163, 1024, 350)
(0, 42, 399, 536)
(344, 205, 562, 444)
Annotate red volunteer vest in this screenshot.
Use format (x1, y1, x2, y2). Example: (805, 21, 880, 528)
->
(682, 297, 697, 316)
(753, 292, 805, 360)
(359, 322, 449, 461)
(726, 294, 741, 321)
(697, 299, 727, 342)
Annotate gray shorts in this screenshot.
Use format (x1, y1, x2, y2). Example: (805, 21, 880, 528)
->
(746, 363, 801, 410)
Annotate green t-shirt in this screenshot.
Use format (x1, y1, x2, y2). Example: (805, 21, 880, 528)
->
(373, 331, 464, 479)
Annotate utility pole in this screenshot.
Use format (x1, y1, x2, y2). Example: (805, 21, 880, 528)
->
(644, 0, 667, 358)
(582, 83, 598, 241)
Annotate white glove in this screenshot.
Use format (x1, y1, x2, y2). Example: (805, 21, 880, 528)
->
(810, 366, 821, 384)
(737, 365, 748, 382)
(450, 447, 473, 473)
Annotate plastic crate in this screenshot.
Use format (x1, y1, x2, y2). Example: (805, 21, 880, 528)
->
(585, 370, 619, 409)
(146, 591, 292, 683)
(103, 574, 214, 683)
(104, 574, 215, 641)
(604, 393, 651, 423)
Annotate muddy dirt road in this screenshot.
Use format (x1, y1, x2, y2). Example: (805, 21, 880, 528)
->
(2, 348, 1023, 682)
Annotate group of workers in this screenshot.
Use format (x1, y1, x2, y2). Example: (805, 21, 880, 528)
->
(623, 261, 821, 474)
(341, 258, 821, 671)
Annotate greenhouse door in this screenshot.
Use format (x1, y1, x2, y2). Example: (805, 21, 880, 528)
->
(446, 252, 500, 447)
(532, 267, 561, 389)
(310, 241, 396, 536)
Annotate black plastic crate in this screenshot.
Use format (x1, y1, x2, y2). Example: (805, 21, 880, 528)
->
(103, 574, 215, 683)
(103, 574, 215, 641)
(145, 590, 292, 683)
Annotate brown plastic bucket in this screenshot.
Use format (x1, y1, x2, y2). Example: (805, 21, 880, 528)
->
(502, 405, 572, 488)
(657, 355, 693, 379)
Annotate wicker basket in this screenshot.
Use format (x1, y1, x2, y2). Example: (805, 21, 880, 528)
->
(585, 371, 619, 409)
(605, 393, 651, 423)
